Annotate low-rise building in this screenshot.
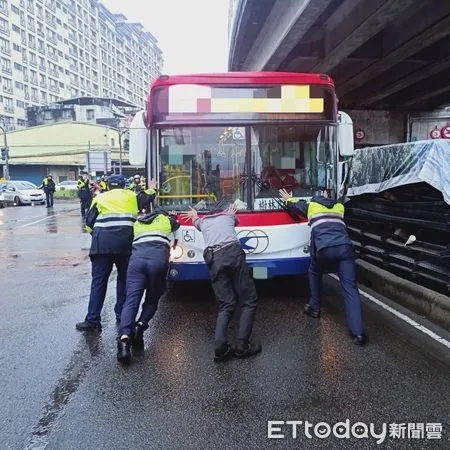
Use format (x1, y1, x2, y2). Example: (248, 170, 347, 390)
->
(0, 121, 124, 184)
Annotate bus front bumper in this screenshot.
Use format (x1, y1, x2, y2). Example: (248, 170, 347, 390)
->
(168, 257, 311, 281)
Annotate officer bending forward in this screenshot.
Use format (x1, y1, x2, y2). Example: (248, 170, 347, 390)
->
(76, 174, 138, 331)
(182, 201, 261, 362)
(280, 188, 366, 345)
(117, 207, 180, 364)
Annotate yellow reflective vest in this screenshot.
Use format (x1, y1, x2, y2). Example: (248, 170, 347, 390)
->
(307, 201, 345, 229)
(131, 211, 180, 260)
(85, 189, 139, 255)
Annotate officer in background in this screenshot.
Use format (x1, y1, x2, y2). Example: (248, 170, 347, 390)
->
(279, 188, 366, 345)
(117, 207, 180, 364)
(77, 173, 84, 189)
(181, 201, 261, 362)
(129, 174, 145, 193)
(76, 174, 139, 331)
(137, 179, 158, 213)
(90, 179, 101, 197)
(77, 173, 92, 218)
(39, 174, 56, 208)
(99, 175, 108, 193)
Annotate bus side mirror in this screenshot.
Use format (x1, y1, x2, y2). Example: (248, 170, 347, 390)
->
(128, 110, 148, 167)
(338, 111, 355, 157)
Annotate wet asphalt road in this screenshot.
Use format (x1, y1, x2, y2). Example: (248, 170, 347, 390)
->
(0, 202, 449, 450)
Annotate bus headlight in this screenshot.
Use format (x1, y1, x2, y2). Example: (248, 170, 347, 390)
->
(170, 245, 184, 260)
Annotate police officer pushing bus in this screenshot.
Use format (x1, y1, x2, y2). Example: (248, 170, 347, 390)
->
(182, 201, 261, 362)
(76, 174, 139, 332)
(279, 188, 366, 345)
(117, 207, 180, 365)
(137, 179, 158, 213)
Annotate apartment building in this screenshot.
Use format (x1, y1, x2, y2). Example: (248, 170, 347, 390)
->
(0, 0, 163, 131)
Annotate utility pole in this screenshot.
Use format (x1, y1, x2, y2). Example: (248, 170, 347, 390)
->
(0, 125, 9, 180)
(116, 117, 130, 175)
(118, 129, 123, 173)
(118, 127, 129, 175)
(115, 117, 123, 174)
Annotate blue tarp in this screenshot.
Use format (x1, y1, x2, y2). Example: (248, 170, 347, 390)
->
(347, 139, 450, 205)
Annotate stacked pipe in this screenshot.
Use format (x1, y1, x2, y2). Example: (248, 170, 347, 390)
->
(345, 182, 450, 295)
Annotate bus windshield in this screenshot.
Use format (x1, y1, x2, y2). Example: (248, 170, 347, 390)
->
(251, 123, 335, 210)
(159, 126, 247, 211)
(158, 124, 336, 211)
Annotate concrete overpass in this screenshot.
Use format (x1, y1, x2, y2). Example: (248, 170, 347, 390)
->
(229, 0, 450, 113)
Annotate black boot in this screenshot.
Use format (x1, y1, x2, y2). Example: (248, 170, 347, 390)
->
(304, 304, 320, 318)
(131, 323, 145, 351)
(214, 342, 234, 362)
(234, 340, 261, 359)
(352, 334, 367, 346)
(117, 337, 131, 364)
(76, 321, 101, 332)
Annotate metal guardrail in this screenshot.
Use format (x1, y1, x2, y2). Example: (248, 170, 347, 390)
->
(346, 186, 450, 295)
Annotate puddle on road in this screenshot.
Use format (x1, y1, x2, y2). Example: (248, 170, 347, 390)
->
(0, 207, 85, 236)
(0, 250, 89, 270)
(34, 251, 89, 268)
(35, 257, 88, 268)
(9, 224, 88, 236)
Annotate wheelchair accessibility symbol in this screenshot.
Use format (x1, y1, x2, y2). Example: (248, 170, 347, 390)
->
(183, 229, 195, 243)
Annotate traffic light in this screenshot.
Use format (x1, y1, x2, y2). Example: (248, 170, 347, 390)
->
(0, 147, 8, 161)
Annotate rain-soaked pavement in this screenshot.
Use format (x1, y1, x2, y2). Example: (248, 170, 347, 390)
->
(0, 201, 449, 449)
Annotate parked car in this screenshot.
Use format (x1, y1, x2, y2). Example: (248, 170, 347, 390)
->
(0, 180, 46, 206)
(55, 180, 78, 191)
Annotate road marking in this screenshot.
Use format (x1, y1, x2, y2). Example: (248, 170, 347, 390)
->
(16, 212, 65, 228)
(329, 274, 450, 349)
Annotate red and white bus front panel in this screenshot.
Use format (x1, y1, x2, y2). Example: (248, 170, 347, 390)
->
(169, 211, 311, 280)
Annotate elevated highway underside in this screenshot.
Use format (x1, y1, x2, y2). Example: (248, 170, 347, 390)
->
(229, 0, 450, 111)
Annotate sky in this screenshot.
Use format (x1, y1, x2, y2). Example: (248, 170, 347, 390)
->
(100, 0, 231, 75)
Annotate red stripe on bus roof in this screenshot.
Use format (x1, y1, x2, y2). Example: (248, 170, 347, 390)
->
(150, 72, 335, 90)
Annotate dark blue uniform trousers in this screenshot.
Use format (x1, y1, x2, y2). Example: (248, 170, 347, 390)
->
(308, 244, 364, 336)
(45, 191, 54, 207)
(80, 195, 91, 217)
(119, 256, 168, 337)
(85, 254, 129, 325)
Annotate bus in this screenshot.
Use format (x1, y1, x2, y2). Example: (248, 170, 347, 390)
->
(128, 72, 354, 281)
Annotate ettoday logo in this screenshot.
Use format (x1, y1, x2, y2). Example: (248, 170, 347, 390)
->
(267, 420, 443, 443)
